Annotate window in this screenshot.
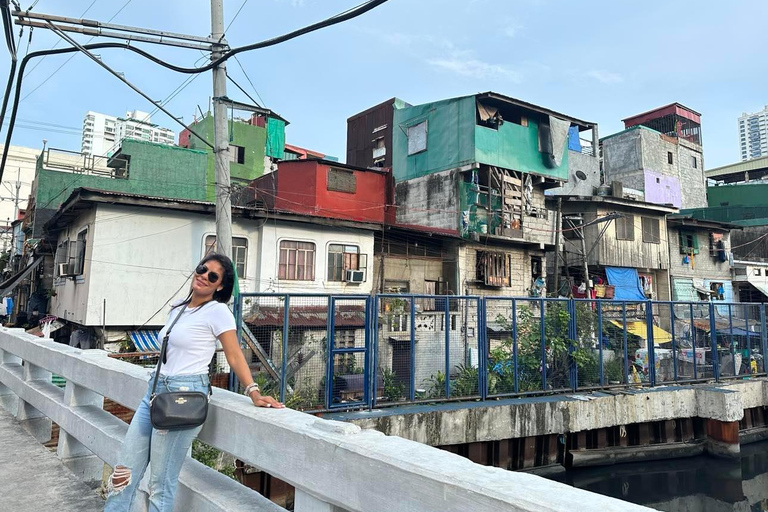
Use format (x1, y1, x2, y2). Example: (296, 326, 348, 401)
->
(372, 137, 386, 159)
(679, 231, 699, 255)
(327, 244, 367, 281)
(278, 241, 315, 281)
(74, 229, 87, 276)
(641, 217, 660, 244)
(667, 152, 673, 165)
(691, 156, 697, 168)
(327, 168, 357, 193)
(407, 120, 427, 155)
(476, 251, 511, 287)
(229, 144, 245, 164)
(205, 235, 249, 276)
(615, 214, 635, 241)
(756, 269, 762, 276)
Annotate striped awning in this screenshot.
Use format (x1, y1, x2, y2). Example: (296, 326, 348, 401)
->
(130, 330, 161, 353)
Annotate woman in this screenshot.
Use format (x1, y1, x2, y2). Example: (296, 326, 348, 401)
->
(105, 253, 283, 512)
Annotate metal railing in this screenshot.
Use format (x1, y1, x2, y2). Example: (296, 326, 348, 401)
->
(43, 147, 129, 179)
(0, 327, 654, 512)
(234, 294, 768, 412)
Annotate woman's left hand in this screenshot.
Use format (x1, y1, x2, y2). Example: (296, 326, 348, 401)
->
(250, 393, 285, 409)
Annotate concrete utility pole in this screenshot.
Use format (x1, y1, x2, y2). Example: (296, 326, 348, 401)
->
(210, 0, 233, 259)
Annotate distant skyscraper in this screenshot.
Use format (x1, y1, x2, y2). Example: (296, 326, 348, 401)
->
(738, 106, 768, 161)
(81, 110, 175, 156)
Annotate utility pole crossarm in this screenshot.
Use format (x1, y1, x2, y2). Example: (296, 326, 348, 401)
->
(44, 21, 214, 149)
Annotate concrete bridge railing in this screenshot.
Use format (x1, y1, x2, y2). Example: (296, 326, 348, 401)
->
(0, 327, 656, 512)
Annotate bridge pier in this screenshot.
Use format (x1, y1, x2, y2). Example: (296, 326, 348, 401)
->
(295, 489, 350, 512)
(16, 361, 52, 443)
(57, 380, 106, 484)
(0, 348, 20, 415)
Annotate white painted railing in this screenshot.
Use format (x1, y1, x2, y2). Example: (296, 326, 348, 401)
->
(0, 328, 656, 512)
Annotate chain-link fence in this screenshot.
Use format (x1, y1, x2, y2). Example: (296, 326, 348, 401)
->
(234, 294, 768, 411)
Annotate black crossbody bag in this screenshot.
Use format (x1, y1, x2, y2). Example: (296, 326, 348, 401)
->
(149, 303, 213, 430)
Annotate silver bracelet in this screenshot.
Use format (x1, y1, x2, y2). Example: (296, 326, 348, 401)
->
(244, 382, 260, 396)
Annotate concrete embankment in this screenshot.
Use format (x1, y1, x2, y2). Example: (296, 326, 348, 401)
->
(330, 379, 768, 470)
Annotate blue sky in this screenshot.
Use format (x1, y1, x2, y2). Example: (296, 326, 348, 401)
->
(2, 0, 767, 169)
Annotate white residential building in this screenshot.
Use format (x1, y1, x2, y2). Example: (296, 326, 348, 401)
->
(0, 144, 42, 227)
(46, 189, 376, 332)
(738, 106, 768, 161)
(81, 110, 176, 156)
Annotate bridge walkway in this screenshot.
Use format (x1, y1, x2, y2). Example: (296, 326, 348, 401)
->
(0, 408, 104, 512)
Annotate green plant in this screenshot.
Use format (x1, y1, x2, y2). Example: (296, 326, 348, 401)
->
(488, 303, 603, 393)
(192, 440, 236, 479)
(425, 370, 446, 398)
(381, 368, 405, 401)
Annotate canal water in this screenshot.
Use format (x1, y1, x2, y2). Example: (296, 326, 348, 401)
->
(548, 441, 768, 511)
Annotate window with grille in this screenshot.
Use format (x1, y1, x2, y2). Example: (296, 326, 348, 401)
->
(205, 235, 248, 276)
(641, 217, 660, 244)
(278, 241, 315, 281)
(477, 251, 511, 287)
(615, 214, 635, 241)
(327, 244, 367, 281)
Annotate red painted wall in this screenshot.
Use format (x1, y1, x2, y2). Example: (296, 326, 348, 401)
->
(272, 160, 387, 223)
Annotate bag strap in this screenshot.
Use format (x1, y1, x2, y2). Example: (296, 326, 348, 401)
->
(151, 303, 188, 398)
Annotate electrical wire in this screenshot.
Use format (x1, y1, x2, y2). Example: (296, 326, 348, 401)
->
(21, 0, 97, 79)
(233, 55, 264, 106)
(223, 0, 248, 36)
(19, 0, 131, 102)
(2, 0, 392, 180)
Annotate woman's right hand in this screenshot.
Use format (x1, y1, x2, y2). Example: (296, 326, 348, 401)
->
(250, 392, 285, 409)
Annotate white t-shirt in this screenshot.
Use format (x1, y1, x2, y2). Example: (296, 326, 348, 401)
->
(157, 301, 236, 376)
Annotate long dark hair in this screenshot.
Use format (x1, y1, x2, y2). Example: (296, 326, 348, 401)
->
(175, 253, 236, 307)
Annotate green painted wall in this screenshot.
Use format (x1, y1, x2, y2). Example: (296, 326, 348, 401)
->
(475, 118, 569, 180)
(708, 183, 768, 208)
(393, 94, 568, 182)
(35, 139, 208, 210)
(188, 115, 281, 201)
(392, 96, 477, 181)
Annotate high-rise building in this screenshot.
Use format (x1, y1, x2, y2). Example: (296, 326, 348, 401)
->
(738, 106, 768, 161)
(81, 110, 175, 156)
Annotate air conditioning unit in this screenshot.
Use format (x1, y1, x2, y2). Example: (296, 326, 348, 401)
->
(58, 263, 73, 277)
(344, 269, 365, 284)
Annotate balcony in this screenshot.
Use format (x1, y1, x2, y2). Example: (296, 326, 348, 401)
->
(42, 147, 129, 179)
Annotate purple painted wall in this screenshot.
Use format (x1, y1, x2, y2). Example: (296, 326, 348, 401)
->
(644, 170, 682, 208)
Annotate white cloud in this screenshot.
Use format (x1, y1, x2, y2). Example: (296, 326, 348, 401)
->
(428, 54, 522, 82)
(585, 69, 624, 84)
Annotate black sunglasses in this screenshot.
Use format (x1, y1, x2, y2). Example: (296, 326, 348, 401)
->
(195, 264, 220, 284)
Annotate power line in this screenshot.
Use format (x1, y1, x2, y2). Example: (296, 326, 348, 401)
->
(223, 0, 248, 36)
(233, 55, 264, 106)
(22, 0, 98, 78)
(20, 0, 131, 102)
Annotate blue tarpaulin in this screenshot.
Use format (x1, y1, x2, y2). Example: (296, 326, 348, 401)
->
(568, 126, 582, 152)
(605, 267, 646, 301)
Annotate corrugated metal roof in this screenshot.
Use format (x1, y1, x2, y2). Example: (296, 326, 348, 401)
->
(244, 306, 366, 328)
(706, 155, 768, 179)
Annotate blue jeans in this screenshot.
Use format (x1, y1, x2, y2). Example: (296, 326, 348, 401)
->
(104, 373, 209, 512)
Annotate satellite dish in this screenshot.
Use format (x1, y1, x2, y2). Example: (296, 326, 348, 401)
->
(575, 170, 587, 181)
